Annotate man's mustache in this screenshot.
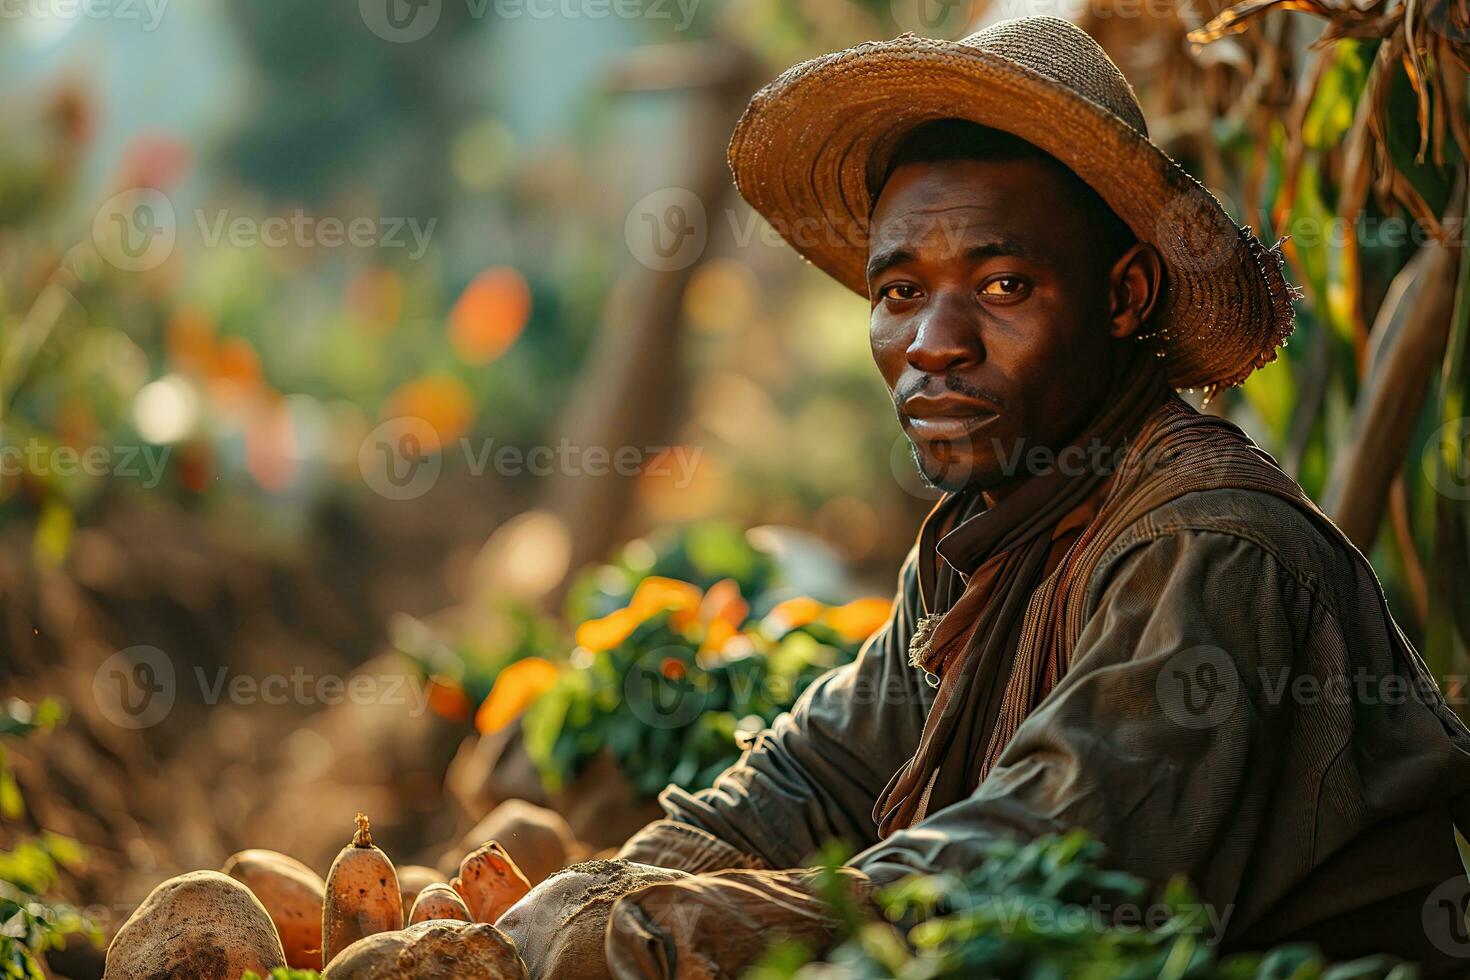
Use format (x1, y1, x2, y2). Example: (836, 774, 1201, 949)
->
(893, 375, 1008, 411)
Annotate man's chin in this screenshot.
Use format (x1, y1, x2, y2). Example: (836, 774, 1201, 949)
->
(911, 444, 1006, 494)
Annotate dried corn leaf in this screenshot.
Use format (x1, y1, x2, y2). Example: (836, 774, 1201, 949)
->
(1190, 0, 1400, 43)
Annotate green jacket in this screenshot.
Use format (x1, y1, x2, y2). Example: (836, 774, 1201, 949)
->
(622, 484, 1470, 973)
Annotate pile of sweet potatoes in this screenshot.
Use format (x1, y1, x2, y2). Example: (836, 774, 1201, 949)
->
(100, 806, 573, 980)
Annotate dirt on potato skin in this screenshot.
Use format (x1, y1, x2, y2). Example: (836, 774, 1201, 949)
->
(321, 920, 528, 979)
(139, 946, 229, 980)
(549, 860, 673, 920)
(102, 870, 286, 980)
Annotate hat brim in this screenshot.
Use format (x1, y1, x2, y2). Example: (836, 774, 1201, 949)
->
(726, 34, 1296, 392)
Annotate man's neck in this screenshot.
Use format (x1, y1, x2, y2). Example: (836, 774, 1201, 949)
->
(981, 482, 1019, 509)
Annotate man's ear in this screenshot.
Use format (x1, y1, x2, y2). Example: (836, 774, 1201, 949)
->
(1108, 243, 1163, 340)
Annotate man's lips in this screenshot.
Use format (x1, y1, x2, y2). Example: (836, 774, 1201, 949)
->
(899, 394, 1001, 440)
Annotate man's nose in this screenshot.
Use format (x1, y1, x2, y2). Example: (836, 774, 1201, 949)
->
(906, 292, 983, 374)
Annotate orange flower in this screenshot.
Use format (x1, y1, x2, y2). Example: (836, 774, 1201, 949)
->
(208, 336, 262, 390)
(627, 576, 703, 630)
(166, 307, 215, 374)
(822, 597, 893, 642)
(383, 375, 474, 444)
(574, 607, 644, 653)
(475, 657, 559, 735)
(450, 267, 531, 364)
(574, 576, 703, 653)
(699, 578, 748, 631)
(426, 675, 472, 722)
(696, 618, 739, 665)
(697, 578, 748, 661)
(764, 596, 824, 635)
(244, 397, 297, 492)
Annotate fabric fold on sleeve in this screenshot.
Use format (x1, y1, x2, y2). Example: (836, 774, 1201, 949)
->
(626, 547, 932, 871)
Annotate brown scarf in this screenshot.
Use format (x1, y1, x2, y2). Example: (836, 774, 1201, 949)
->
(874, 365, 1318, 837)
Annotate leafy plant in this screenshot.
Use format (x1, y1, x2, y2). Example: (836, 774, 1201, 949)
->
(749, 832, 1417, 980)
(516, 528, 890, 798)
(563, 522, 780, 624)
(0, 699, 100, 980)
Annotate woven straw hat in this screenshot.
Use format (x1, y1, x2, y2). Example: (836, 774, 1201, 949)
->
(727, 16, 1297, 392)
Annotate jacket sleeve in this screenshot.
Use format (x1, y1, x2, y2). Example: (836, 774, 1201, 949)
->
(618, 546, 932, 871)
(849, 527, 1318, 929)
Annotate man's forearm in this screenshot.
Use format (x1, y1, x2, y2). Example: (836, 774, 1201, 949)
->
(615, 818, 770, 873)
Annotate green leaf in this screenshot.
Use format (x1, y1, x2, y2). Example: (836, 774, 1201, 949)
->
(0, 772, 21, 822)
(1383, 66, 1456, 218)
(1303, 41, 1370, 150)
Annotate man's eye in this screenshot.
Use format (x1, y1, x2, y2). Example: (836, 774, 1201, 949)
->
(980, 277, 1026, 298)
(880, 283, 922, 302)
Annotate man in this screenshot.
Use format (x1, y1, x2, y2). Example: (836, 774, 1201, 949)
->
(501, 16, 1470, 976)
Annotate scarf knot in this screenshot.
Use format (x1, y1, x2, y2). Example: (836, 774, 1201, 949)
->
(907, 613, 944, 671)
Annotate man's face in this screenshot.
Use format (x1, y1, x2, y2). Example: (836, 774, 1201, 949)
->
(867, 157, 1130, 495)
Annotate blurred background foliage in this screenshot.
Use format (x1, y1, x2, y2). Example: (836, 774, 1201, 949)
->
(1, 0, 1468, 961)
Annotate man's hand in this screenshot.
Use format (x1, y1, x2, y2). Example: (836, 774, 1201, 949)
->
(495, 859, 689, 979)
(603, 866, 874, 979)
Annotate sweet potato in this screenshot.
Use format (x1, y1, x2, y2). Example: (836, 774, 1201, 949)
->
(397, 864, 448, 911)
(320, 920, 528, 979)
(322, 813, 404, 967)
(453, 840, 531, 923)
(409, 882, 473, 924)
(444, 799, 577, 886)
(103, 870, 286, 980)
(222, 848, 326, 969)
